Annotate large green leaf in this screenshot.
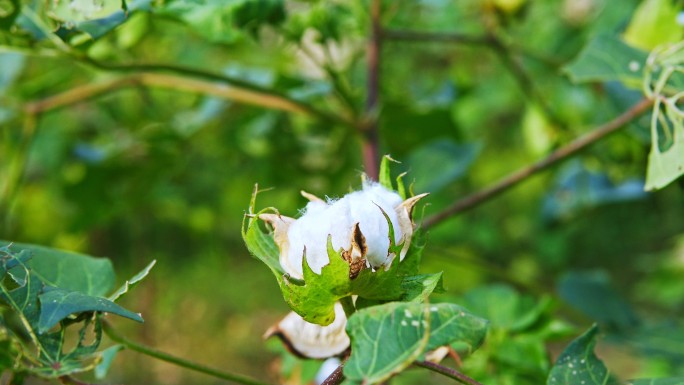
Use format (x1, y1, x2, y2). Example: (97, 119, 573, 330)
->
(38, 287, 143, 333)
(557, 270, 639, 331)
(546, 325, 610, 385)
(623, 0, 682, 50)
(406, 139, 481, 193)
(0, 241, 115, 297)
(462, 284, 551, 332)
(0, 271, 42, 327)
(344, 302, 489, 384)
(563, 35, 648, 86)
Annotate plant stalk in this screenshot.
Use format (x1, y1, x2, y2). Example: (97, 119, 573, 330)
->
(423, 98, 654, 229)
(362, 0, 382, 181)
(340, 296, 356, 318)
(102, 322, 273, 385)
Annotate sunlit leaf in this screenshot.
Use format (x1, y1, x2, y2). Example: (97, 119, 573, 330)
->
(623, 0, 682, 50)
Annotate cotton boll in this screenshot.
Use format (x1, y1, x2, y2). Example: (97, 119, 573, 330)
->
(284, 183, 405, 278)
(347, 184, 403, 268)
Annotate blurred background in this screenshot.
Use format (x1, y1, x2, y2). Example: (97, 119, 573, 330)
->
(1, 0, 684, 384)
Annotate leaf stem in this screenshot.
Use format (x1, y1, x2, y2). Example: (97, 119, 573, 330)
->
(414, 360, 485, 385)
(102, 322, 273, 385)
(423, 98, 654, 229)
(340, 296, 356, 318)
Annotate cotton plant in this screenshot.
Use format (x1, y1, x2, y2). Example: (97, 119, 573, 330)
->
(243, 157, 489, 383)
(259, 180, 425, 358)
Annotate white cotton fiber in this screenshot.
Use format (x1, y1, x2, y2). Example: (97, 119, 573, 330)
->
(284, 182, 404, 277)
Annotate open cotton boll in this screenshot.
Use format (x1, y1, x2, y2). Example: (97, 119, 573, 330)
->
(284, 183, 404, 279)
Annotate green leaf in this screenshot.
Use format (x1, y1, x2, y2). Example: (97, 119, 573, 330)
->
(0, 245, 31, 278)
(94, 345, 123, 379)
(623, 0, 682, 50)
(645, 113, 684, 191)
(0, 271, 42, 326)
(0, 241, 115, 297)
(280, 238, 352, 325)
(75, 0, 151, 39)
(157, 0, 285, 44)
(546, 325, 610, 385)
(557, 270, 639, 331)
(400, 273, 444, 302)
(108, 260, 156, 301)
(349, 234, 423, 301)
(242, 215, 286, 277)
(345, 302, 489, 384)
(563, 35, 648, 86)
(38, 287, 143, 333)
(462, 284, 551, 332)
(406, 139, 481, 193)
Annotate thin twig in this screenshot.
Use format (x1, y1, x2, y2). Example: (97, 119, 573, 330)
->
(102, 322, 273, 385)
(321, 363, 345, 385)
(415, 360, 485, 385)
(423, 98, 654, 229)
(23, 73, 337, 120)
(79, 59, 352, 126)
(363, 0, 382, 180)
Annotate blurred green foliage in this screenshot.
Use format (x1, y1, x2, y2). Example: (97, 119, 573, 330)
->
(1, 0, 684, 384)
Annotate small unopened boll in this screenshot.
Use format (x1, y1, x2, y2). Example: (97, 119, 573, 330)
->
(260, 182, 427, 280)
